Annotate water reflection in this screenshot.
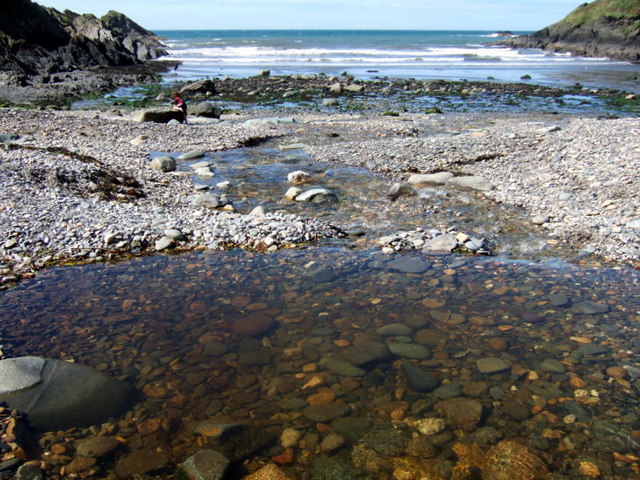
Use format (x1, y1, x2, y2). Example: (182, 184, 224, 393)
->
(2, 249, 639, 477)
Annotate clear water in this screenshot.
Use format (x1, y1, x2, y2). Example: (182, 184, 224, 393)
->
(2, 145, 640, 477)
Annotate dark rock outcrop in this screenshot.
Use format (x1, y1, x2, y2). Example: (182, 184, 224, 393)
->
(0, 0, 167, 84)
(499, 0, 640, 63)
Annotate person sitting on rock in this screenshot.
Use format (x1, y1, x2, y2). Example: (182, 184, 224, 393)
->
(171, 92, 188, 125)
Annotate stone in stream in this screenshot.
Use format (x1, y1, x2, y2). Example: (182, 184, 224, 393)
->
(176, 449, 229, 480)
(115, 449, 169, 478)
(341, 341, 389, 366)
(414, 418, 446, 436)
(387, 256, 430, 274)
(548, 294, 571, 307)
(178, 149, 207, 161)
(230, 312, 275, 337)
(481, 441, 548, 479)
(388, 343, 431, 360)
(377, 323, 414, 336)
(75, 436, 120, 458)
(320, 356, 366, 377)
(540, 358, 567, 374)
(195, 421, 272, 462)
(573, 301, 610, 315)
(280, 143, 309, 151)
(303, 403, 350, 423)
(446, 175, 494, 191)
(476, 357, 510, 374)
(387, 182, 417, 199)
(401, 363, 441, 392)
(296, 188, 336, 203)
(322, 98, 338, 106)
(149, 155, 176, 172)
(424, 234, 458, 253)
(287, 170, 311, 184)
(0, 356, 134, 431)
(245, 464, 293, 480)
(434, 398, 483, 431)
(0, 133, 20, 143)
(285, 187, 302, 200)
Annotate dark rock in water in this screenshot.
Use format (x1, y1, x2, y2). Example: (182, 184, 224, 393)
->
(573, 301, 610, 315)
(331, 417, 373, 443)
(0, 0, 166, 81)
(231, 312, 275, 336)
(434, 398, 483, 431)
(388, 256, 430, 274)
(177, 449, 229, 480)
(307, 265, 336, 283)
(497, 0, 640, 63)
(191, 101, 222, 119)
(115, 449, 168, 478)
(303, 404, 350, 423)
(0, 356, 134, 431)
(401, 363, 441, 392)
(342, 341, 389, 366)
(197, 422, 272, 462)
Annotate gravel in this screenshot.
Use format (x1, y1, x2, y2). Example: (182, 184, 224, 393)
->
(1, 108, 638, 287)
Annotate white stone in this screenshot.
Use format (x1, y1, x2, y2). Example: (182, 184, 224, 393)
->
(0, 356, 45, 394)
(285, 187, 302, 200)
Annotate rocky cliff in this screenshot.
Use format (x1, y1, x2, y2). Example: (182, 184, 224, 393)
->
(0, 0, 167, 84)
(500, 0, 640, 63)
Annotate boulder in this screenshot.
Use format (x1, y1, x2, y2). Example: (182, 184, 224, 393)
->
(287, 170, 311, 184)
(150, 156, 176, 172)
(387, 182, 417, 199)
(0, 356, 134, 431)
(191, 102, 222, 118)
(134, 108, 185, 124)
(180, 79, 217, 95)
(177, 449, 229, 480)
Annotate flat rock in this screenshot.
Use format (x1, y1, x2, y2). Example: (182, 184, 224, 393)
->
(115, 449, 168, 478)
(401, 363, 441, 392)
(296, 188, 336, 203)
(0, 356, 134, 431)
(341, 341, 389, 366)
(231, 312, 275, 336)
(388, 343, 432, 359)
(177, 449, 229, 480)
(446, 175, 494, 191)
(320, 356, 366, 377)
(303, 403, 350, 423)
(377, 323, 414, 336)
(574, 301, 610, 315)
(178, 149, 206, 161)
(387, 256, 430, 273)
(75, 436, 119, 458)
(434, 398, 483, 431)
(424, 234, 458, 253)
(407, 172, 454, 185)
(540, 358, 567, 373)
(476, 357, 510, 374)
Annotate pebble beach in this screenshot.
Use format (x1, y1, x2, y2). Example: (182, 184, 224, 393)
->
(1, 104, 638, 288)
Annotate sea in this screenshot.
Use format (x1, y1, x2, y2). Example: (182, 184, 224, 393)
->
(155, 29, 640, 92)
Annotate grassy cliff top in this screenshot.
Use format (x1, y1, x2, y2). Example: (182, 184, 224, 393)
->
(562, 0, 640, 26)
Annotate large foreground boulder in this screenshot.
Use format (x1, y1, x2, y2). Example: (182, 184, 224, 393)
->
(0, 356, 134, 431)
(191, 101, 222, 118)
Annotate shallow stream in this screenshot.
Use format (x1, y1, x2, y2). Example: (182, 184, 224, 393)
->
(2, 145, 640, 478)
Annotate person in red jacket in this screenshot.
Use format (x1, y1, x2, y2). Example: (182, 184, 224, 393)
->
(171, 92, 188, 125)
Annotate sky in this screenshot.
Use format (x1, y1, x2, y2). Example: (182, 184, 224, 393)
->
(36, 0, 588, 31)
